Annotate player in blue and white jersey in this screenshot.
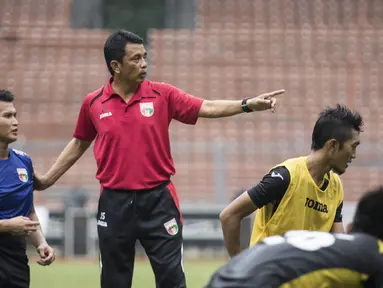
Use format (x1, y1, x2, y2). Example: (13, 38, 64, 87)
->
(0, 90, 55, 288)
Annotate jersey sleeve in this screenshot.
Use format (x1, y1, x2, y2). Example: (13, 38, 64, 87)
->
(73, 98, 97, 141)
(12, 149, 34, 174)
(334, 201, 343, 222)
(336, 175, 344, 204)
(333, 176, 344, 222)
(165, 83, 204, 125)
(27, 156, 34, 177)
(247, 166, 291, 208)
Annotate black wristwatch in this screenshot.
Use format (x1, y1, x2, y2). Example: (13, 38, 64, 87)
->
(241, 98, 253, 113)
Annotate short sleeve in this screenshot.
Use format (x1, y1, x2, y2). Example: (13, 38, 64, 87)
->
(338, 177, 344, 203)
(166, 84, 204, 125)
(247, 166, 291, 208)
(334, 201, 343, 222)
(27, 156, 33, 173)
(73, 98, 97, 141)
(12, 149, 33, 174)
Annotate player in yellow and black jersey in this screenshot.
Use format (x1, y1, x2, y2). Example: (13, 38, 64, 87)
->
(220, 105, 363, 257)
(206, 187, 383, 288)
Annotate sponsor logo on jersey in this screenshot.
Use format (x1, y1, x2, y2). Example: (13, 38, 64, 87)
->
(271, 171, 284, 180)
(305, 197, 328, 213)
(100, 112, 112, 119)
(13, 149, 27, 156)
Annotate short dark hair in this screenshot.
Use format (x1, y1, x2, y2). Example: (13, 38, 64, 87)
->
(0, 90, 14, 102)
(311, 104, 363, 150)
(104, 30, 144, 75)
(351, 187, 383, 240)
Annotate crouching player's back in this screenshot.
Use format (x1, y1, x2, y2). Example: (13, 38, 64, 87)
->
(206, 187, 383, 288)
(0, 90, 55, 288)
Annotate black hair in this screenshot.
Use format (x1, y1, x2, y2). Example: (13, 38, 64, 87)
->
(103, 30, 144, 75)
(311, 104, 363, 150)
(0, 90, 14, 102)
(351, 187, 383, 240)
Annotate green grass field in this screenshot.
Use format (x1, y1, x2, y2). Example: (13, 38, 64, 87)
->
(30, 258, 225, 288)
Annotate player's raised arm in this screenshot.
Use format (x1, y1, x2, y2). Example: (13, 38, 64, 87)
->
(220, 166, 291, 257)
(198, 90, 285, 118)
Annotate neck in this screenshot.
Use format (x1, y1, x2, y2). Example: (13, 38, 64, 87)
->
(0, 143, 9, 160)
(306, 151, 331, 185)
(112, 77, 139, 101)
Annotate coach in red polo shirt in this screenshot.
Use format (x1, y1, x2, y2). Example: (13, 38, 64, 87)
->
(34, 30, 284, 288)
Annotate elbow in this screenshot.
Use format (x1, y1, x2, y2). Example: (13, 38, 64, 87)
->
(219, 208, 239, 228)
(219, 208, 229, 224)
(219, 211, 226, 225)
(73, 138, 91, 153)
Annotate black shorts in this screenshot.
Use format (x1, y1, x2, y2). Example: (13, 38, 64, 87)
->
(97, 180, 185, 288)
(0, 233, 29, 288)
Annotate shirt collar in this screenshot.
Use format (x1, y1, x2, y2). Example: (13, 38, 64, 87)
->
(101, 77, 156, 103)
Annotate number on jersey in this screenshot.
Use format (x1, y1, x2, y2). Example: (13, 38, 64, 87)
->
(263, 230, 354, 252)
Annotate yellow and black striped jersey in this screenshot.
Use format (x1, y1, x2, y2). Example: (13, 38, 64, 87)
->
(206, 231, 383, 288)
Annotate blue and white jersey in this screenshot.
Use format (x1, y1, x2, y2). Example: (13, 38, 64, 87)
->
(0, 149, 34, 219)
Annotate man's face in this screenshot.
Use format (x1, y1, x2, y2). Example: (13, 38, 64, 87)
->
(0, 101, 18, 144)
(330, 130, 360, 175)
(112, 43, 147, 83)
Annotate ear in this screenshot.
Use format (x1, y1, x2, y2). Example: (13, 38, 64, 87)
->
(325, 139, 339, 153)
(110, 60, 120, 74)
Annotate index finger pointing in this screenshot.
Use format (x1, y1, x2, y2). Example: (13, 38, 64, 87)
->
(264, 89, 285, 98)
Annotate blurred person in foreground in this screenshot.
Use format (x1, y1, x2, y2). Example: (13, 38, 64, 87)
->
(33, 30, 285, 288)
(220, 105, 363, 257)
(207, 187, 383, 288)
(0, 90, 55, 288)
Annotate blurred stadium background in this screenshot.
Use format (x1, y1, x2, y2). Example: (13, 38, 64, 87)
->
(1, 0, 382, 287)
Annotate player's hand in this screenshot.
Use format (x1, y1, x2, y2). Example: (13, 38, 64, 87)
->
(246, 89, 285, 113)
(7, 216, 40, 236)
(36, 243, 55, 266)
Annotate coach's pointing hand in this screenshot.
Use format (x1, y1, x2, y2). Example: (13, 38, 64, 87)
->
(7, 216, 39, 236)
(246, 89, 285, 113)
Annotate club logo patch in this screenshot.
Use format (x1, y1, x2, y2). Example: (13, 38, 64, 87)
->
(164, 218, 179, 236)
(140, 102, 154, 117)
(17, 168, 28, 183)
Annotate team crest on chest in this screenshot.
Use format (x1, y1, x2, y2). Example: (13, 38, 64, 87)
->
(17, 168, 28, 183)
(140, 102, 154, 117)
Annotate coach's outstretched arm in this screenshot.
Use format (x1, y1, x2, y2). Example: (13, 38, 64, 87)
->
(34, 138, 92, 190)
(198, 89, 285, 118)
